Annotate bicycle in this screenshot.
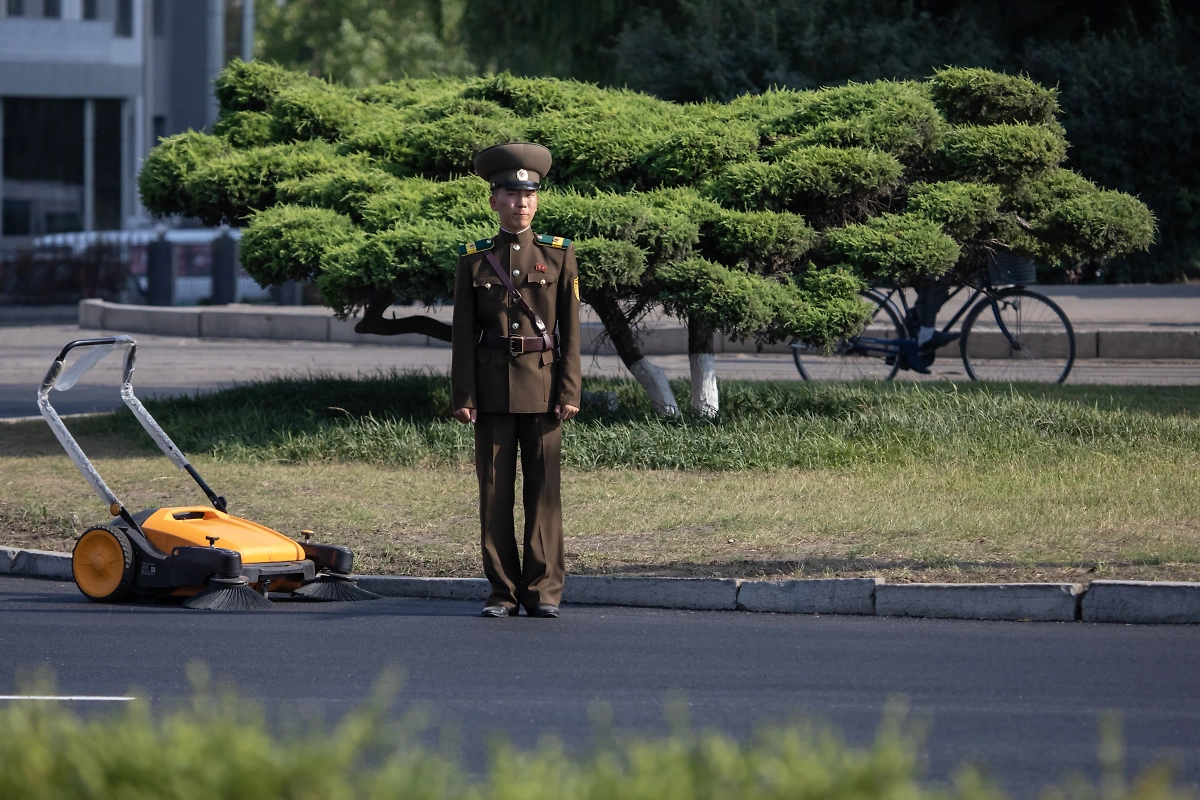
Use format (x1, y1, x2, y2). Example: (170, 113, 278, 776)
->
(791, 256, 1076, 384)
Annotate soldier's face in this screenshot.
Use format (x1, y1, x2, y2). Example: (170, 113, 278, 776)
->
(490, 188, 538, 232)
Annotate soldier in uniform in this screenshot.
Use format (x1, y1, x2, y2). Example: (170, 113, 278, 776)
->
(450, 142, 581, 619)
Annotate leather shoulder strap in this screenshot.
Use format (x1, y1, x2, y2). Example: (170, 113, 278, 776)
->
(483, 251, 548, 335)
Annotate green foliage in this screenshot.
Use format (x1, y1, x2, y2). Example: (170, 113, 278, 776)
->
(906, 181, 1002, 239)
(822, 213, 962, 281)
(767, 80, 945, 162)
(241, 205, 363, 286)
(82, 373, 1200, 470)
(655, 258, 865, 345)
(642, 117, 760, 187)
(138, 60, 1153, 362)
(181, 141, 344, 225)
(211, 110, 275, 148)
(269, 81, 362, 143)
(276, 163, 403, 221)
(574, 237, 648, 291)
(137, 133, 229, 219)
(212, 59, 300, 114)
(255, 0, 473, 86)
(707, 145, 903, 220)
(1024, 17, 1200, 282)
(702, 209, 817, 274)
(463, 72, 622, 117)
(935, 124, 1066, 183)
(928, 67, 1061, 128)
(354, 218, 472, 304)
(1007, 168, 1099, 221)
(537, 191, 698, 262)
(1035, 191, 1157, 262)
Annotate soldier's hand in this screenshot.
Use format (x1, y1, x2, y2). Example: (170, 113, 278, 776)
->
(453, 407, 477, 424)
(555, 404, 580, 421)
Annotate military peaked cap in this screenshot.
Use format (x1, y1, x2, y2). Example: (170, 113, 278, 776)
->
(473, 142, 552, 190)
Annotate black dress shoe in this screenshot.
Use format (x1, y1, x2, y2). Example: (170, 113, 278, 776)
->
(481, 604, 512, 617)
(528, 603, 559, 618)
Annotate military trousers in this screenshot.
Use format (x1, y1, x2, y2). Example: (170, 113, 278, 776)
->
(474, 412, 565, 611)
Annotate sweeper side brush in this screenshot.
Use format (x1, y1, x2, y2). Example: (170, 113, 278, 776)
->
(39, 337, 380, 610)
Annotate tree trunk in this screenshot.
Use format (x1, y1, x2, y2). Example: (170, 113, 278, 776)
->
(588, 290, 679, 416)
(354, 293, 453, 340)
(688, 319, 718, 418)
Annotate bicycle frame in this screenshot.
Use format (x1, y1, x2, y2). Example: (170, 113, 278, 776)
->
(845, 282, 1022, 359)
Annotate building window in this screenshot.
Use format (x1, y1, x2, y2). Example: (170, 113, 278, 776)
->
(153, 0, 165, 35)
(115, 0, 132, 36)
(2, 98, 86, 236)
(6, 0, 24, 18)
(82, 0, 96, 20)
(44, 0, 61, 17)
(152, 115, 167, 144)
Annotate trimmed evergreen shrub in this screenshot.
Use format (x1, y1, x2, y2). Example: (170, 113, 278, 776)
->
(906, 181, 1002, 239)
(767, 80, 945, 162)
(708, 145, 903, 220)
(241, 205, 362, 287)
(138, 63, 1155, 411)
(928, 66, 1061, 128)
(137, 132, 229, 219)
(1035, 190, 1157, 262)
(822, 213, 962, 281)
(212, 110, 275, 149)
(935, 123, 1066, 183)
(574, 237, 649, 290)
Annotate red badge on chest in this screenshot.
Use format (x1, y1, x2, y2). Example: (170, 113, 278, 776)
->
(535, 263, 547, 272)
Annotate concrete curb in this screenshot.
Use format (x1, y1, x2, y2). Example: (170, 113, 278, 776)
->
(875, 583, 1083, 622)
(355, 575, 489, 600)
(76, 299, 1200, 359)
(1, 547, 73, 581)
(566, 575, 738, 610)
(1081, 580, 1200, 624)
(736, 577, 879, 615)
(2, 547, 1197, 623)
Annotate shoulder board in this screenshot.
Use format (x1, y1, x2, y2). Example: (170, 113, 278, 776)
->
(458, 238, 494, 256)
(535, 233, 572, 249)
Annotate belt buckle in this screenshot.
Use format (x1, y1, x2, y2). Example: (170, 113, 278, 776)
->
(509, 335, 524, 356)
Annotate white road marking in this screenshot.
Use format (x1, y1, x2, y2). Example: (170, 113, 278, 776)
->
(0, 695, 134, 701)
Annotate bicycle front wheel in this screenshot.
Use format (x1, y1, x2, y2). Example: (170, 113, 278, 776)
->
(793, 289, 904, 382)
(960, 288, 1075, 383)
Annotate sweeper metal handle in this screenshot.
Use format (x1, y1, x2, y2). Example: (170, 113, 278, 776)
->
(38, 337, 228, 526)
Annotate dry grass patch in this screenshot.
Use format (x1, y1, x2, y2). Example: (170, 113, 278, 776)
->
(2, 418, 1197, 583)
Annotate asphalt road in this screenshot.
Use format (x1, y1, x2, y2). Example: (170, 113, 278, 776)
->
(2, 324, 1200, 419)
(0, 576, 1196, 795)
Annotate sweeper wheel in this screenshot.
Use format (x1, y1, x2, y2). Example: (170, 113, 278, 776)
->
(73, 525, 135, 602)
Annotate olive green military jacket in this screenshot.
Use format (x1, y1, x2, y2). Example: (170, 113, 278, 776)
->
(451, 227, 582, 414)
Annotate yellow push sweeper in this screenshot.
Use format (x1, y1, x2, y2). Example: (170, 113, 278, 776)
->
(39, 336, 378, 610)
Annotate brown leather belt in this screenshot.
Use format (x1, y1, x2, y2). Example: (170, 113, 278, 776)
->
(478, 331, 559, 356)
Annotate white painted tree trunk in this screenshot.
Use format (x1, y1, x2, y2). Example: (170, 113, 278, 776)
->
(628, 357, 679, 416)
(689, 352, 719, 418)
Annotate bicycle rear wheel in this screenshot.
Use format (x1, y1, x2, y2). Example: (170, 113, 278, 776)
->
(960, 288, 1075, 383)
(793, 289, 904, 381)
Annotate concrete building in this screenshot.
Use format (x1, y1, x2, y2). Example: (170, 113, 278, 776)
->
(0, 0, 254, 242)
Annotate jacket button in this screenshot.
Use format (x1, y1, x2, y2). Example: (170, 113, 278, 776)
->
(512, 269, 519, 276)
(511, 322, 519, 330)
(539, 279, 546, 285)
(512, 244, 520, 251)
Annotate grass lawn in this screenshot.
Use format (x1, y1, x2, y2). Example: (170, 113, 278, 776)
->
(2, 376, 1198, 584)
